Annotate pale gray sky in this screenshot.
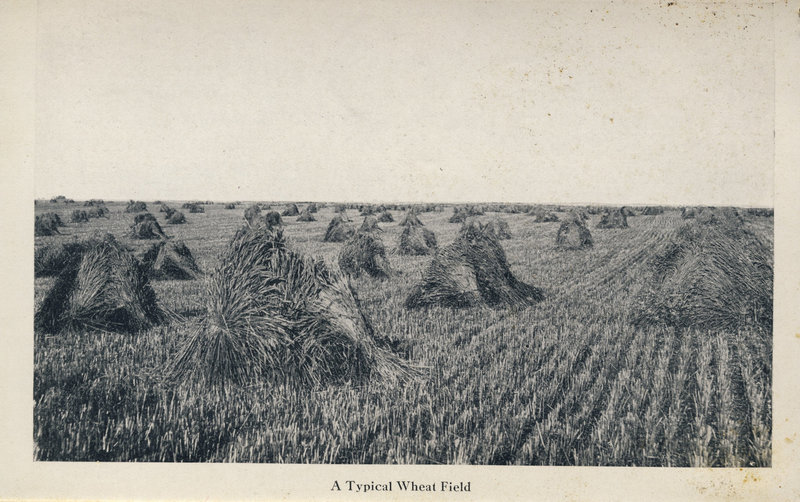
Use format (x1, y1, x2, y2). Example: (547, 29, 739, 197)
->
(35, 0, 774, 205)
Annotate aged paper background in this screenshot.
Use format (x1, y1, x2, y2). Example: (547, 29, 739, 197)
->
(2, 0, 798, 500)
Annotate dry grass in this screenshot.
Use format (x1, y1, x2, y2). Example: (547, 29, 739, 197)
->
(130, 215, 167, 239)
(35, 214, 61, 236)
(139, 240, 202, 280)
(71, 210, 90, 223)
(35, 240, 91, 278)
(359, 215, 382, 233)
(296, 206, 316, 222)
(167, 210, 187, 224)
(87, 206, 110, 218)
(339, 230, 392, 279)
(406, 220, 543, 309)
(399, 211, 423, 227)
(398, 224, 437, 256)
(448, 205, 484, 223)
(324, 215, 355, 243)
(33, 201, 773, 465)
(182, 202, 205, 213)
(481, 217, 512, 240)
(596, 209, 628, 229)
(243, 204, 261, 225)
(262, 211, 283, 229)
(632, 215, 772, 332)
(35, 233, 162, 334)
(529, 208, 559, 222)
(555, 216, 592, 250)
(125, 200, 147, 213)
(171, 226, 415, 387)
(282, 203, 300, 216)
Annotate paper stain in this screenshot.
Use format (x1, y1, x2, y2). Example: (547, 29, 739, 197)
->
(742, 471, 761, 484)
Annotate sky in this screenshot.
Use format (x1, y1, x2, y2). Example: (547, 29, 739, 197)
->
(34, 0, 774, 205)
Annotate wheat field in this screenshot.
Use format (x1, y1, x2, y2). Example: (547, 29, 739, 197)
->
(33, 200, 773, 466)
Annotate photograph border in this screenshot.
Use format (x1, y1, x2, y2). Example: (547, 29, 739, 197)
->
(3, 0, 799, 500)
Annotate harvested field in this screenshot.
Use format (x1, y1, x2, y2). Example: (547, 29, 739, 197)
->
(34, 200, 773, 467)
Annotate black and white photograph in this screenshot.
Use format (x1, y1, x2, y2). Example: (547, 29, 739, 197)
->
(4, 0, 800, 500)
(32, 200, 774, 467)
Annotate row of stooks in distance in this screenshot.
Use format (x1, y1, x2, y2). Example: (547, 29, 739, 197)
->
(33, 205, 771, 388)
(36, 198, 759, 254)
(44, 196, 771, 217)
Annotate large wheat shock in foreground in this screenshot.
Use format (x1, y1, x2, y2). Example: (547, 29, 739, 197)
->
(172, 226, 416, 387)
